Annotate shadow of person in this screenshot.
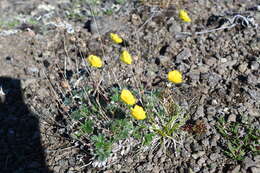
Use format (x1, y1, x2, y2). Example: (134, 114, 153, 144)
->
(0, 77, 53, 173)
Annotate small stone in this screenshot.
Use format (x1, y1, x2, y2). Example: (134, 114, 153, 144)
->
(197, 157, 207, 166)
(176, 48, 192, 63)
(204, 57, 217, 66)
(168, 20, 182, 34)
(209, 153, 220, 161)
(191, 142, 203, 152)
(248, 89, 260, 100)
(127, 157, 133, 164)
(201, 139, 209, 147)
(181, 149, 191, 158)
(53, 166, 61, 173)
(25, 66, 39, 75)
(211, 99, 218, 105)
(227, 114, 236, 122)
(220, 58, 228, 63)
(196, 106, 204, 118)
(249, 167, 260, 173)
(210, 134, 220, 147)
(206, 107, 216, 116)
(238, 63, 248, 73)
(250, 61, 259, 70)
(192, 151, 205, 159)
(155, 55, 171, 66)
(69, 157, 76, 166)
(231, 165, 240, 173)
(131, 14, 142, 25)
(153, 166, 160, 173)
(37, 88, 49, 99)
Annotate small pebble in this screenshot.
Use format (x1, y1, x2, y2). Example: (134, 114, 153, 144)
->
(192, 151, 205, 160)
(227, 114, 236, 122)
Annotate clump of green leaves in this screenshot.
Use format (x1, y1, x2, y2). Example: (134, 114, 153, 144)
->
(91, 134, 112, 161)
(110, 119, 134, 142)
(216, 117, 260, 161)
(143, 89, 189, 143)
(68, 86, 188, 161)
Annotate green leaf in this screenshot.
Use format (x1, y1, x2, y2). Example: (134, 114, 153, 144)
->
(80, 120, 93, 134)
(227, 142, 236, 157)
(91, 135, 112, 161)
(143, 133, 155, 145)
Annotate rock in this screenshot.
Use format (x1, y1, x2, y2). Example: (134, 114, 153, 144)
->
(131, 14, 142, 25)
(192, 151, 205, 159)
(181, 149, 191, 158)
(209, 153, 220, 161)
(204, 57, 217, 67)
(249, 167, 260, 173)
(191, 142, 203, 152)
(25, 66, 39, 75)
(227, 114, 236, 122)
(201, 139, 209, 147)
(248, 89, 260, 100)
(210, 134, 220, 147)
(153, 166, 160, 173)
(207, 73, 222, 87)
(243, 157, 255, 170)
(168, 19, 181, 34)
(206, 107, 216, 116)
(53, 166, 61, 173)
(176, 48, 192, 63)
(69, 157, 76, 166)
(197, 157, 207, 166)
(250, 61, 259, 70)
(238, 63, 248, 73)
(231, 165, 240, 173)
(155, 55, 171, 66)
(220, 58, 228, 63)
(37, 87, 49, 99)
(195, 106, 204, 118)
(224, 59, 237, 68)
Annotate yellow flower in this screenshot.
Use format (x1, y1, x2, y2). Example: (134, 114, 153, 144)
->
(87, 55, 103, 68)
(131, 105, 146, 120)
(110, 33, 123, 44)
(120, 89, 137, 105)
(120, 50, 132, 64)
(179, 10, 191, 22)
(168, 70, 183, 84)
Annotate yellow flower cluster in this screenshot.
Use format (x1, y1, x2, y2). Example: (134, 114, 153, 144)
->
(110, 33, 123, 44)
(131, 105, 146, 120)
(120, 50, 132, 65)
(120, 89, 136, 105)
(179, 9, 191, 22)
(120, 89, 146, 120)
(168, 70, 183, 84)
(87, 55, 103, 68)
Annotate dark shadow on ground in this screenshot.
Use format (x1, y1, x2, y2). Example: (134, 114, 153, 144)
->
(0, 77, 52, 173)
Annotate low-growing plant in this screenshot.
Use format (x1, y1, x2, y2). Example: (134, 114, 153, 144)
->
(91, 134, 112, 161)
(67, 86, 189, 161)
(216, 117, 260, 161)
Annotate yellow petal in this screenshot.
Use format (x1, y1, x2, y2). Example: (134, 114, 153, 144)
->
(168, 70, 183, 84)
(120, 89, 137, 105)
(120, 50, 132, 65)
(179, 10, 191, 22)
(87, 55, 103, 68)
(131, 105, 146, 120)
(110, 33, 123, 44)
